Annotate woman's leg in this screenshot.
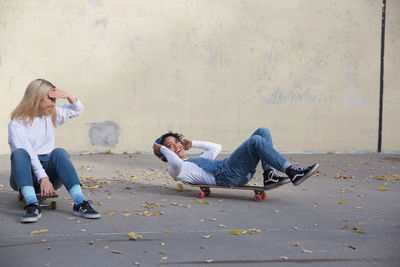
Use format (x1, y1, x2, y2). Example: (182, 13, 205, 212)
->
(46, 148, 100, 219)
(250, 127, 275, 170)
(223, 127, 291, 185)
(45, 148, 84, 204)
(10, 149, 39, 205)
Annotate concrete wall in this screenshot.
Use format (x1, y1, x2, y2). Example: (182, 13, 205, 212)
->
(0, 0, 398, 154)
(383, 0, 400, 153)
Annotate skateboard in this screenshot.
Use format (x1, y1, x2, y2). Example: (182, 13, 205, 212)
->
(183, 178, 291, 202)
(17, 192, 58, 209)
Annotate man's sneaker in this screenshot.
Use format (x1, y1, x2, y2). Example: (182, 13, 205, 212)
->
(286, 163, 319, 186)
(72, 200, 101, 219)
(21, 203, 42, 223)
(263, 168, 288, 187)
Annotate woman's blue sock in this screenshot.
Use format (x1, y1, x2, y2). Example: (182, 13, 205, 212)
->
(69, 184, 84, 205)
(21, 186, 38, 205)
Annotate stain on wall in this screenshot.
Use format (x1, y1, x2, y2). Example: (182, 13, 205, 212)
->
(87, 120, 121, 148)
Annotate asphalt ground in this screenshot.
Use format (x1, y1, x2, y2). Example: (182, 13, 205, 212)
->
(0, 153, 399, 267)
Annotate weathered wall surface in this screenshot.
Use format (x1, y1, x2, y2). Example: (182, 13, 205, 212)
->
(383, 0, 400, 153)
(0, 0, 397, 154)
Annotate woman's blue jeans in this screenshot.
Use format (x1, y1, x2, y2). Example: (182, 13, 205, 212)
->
(10, 148, 80, 193)
(187, 127, 289, 187)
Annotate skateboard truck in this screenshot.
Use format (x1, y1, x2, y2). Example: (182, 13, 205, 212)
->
(17, 192, 58, 209)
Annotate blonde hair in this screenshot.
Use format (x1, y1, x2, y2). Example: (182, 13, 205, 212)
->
(11, 79, 57, 125)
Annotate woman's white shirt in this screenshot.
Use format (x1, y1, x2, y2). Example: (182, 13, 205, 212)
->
(8, 100, 84, 181)
(160, 141, 222, 185)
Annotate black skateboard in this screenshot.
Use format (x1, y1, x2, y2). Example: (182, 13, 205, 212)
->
(183, 178, 291, 202)
(18, 192, 58, 209)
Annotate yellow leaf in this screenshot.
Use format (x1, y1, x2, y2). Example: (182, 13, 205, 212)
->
(379, 186, 390, 191)
(158, 251, 167, 254)
(123, 213, 132, 217)
(30, 230, 39, 236)
(201, 201, 209, 205)
(229, 231, 243, 235)
(128, 232, 143, 240)
(163, 230, 169, 233)
(341, 225, 350, 229)
(338, 200, 347, 204)
(104, 246, 109, 250)
(39, 229, 48, 233)
(177, 183, 183, 191)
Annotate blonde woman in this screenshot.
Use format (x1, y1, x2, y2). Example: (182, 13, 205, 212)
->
(8, 79, 100, 223)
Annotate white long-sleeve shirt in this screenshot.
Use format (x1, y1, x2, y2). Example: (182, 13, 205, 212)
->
(8, 100, 84, 181)
(160, 140, 222, 185)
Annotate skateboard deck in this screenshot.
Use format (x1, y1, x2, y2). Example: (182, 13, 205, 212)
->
(183, 178, 291, 202)
(17, 192, 58, 209)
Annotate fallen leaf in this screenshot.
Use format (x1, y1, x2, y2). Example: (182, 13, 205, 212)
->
(104, 246, 109, 250)
(128, 232, 144, 240)
(302, 249, 312, 254)
(280, 256, 288, 260)
(177, 183, 183, 191)
(205, 259, 214, 263)
(158, 251, 167, 255)
(202, 235, 212, 239)
(292, 242, 300, 247)
(338, 200, 347, 204)
(163, 230, 169, 233)
(112, 250, 123, 254)
(218, 224, 226, 228)
(229, 231, 243, 235)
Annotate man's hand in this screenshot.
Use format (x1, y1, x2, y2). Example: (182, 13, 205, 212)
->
(40, 177, 56, 197)
(182, 139, 192, 150)
(153, 143, 162, 154)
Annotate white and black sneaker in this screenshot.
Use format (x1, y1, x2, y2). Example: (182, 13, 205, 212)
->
(72, 200, 101, 219)
(21, 203, 42, 223)
(263, 168, 289, 187)
(286, 163, 319, 186)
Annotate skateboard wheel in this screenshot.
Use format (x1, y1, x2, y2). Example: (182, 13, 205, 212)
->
(261, 192, 266, 199)
(50, 201, 57, 209)
(204, 189, 211, 197)
(197, 190, 205, 198)
(254, 194, 262, 202)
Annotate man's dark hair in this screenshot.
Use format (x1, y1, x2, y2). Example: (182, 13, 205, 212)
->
(160, 131, 184, 146)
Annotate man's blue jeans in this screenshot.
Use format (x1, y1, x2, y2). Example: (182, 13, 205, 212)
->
(187, 127, 289, 187)
(10, 148, 80, 193)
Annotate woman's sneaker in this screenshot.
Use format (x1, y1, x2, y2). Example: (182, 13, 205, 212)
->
(72, 200, 101, 219)
(21, 203, 42, 223)
(286, 163, 319, 186)
(263, 168, 288, 187)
